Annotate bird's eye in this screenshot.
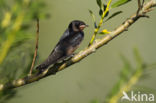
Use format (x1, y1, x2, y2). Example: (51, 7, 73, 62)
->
(78, 23, 81, 26)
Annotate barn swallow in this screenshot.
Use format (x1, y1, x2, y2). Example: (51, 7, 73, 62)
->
(36, 20, 88, 72)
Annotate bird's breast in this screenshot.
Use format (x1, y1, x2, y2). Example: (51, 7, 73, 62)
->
(64, 32, 84, 55)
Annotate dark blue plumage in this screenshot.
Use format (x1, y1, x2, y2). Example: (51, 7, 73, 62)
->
(36, 20, 88, 72)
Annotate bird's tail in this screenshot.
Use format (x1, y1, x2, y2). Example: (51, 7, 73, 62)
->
(36, 55, 59, 73)
(36, 50, 64, 73)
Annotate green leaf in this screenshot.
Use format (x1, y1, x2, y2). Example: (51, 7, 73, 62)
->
(133, 48, 143, 65)
(105, 80, 124, 102)
(111, 0, 132, 8)
(89, 10, 97, 28)
(133, 48, 144, 72)
(96, 0, 102, 9)
(0, 0, 6, 8)
(90, 99, 99, 103)
(11, 32, 34, 49)
(119, 54, 133, 81)
(105, 11, 123, 22)
(99, 4, 109, 17)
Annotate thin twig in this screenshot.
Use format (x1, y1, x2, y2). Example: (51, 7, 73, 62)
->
(0, 0, 155, 92)
(137, 0, 145, 15)
(138, 0, 141, 11)
(28, 18, 39, 76)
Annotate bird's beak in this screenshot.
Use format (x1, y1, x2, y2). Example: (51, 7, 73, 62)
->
(79, 24, 89, 30)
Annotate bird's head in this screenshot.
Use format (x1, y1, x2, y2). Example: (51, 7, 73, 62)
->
(68, 20, 88, 32)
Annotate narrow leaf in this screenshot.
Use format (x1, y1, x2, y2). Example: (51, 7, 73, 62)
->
(133, 48, 144, 70)
(133, 48, 142, 63)
(105, 11, 123, 22)
(96, 0, 102, 8)
(119, 54, 133, 80)
(111, 0, 132, 8)
(89, 10, 97, 28)
(99, 4, 109, 17)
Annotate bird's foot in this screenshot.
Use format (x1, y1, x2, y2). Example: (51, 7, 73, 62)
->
(36, 68, 46, 75)
(63, 53, 75, 61)
(56, 53, 75, 63)
(69, 53, 76, 58)
(36, 64, 48, 74)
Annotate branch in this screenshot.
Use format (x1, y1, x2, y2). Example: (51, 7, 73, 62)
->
(0, 0, 155, 92)
(28, 18, 39, 76)
(88, 0, 112, 46)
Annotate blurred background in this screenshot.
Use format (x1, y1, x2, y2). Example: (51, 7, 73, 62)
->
(0, 0, 156, 103)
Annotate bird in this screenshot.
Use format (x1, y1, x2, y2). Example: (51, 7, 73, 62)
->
(36, 20, 88, 73)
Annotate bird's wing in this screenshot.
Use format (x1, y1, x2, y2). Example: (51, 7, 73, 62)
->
(42, 28, 71, 65)
(36, 45, 64, 70)
(59, 29, 70, 42)
(45, 45, 64, 63)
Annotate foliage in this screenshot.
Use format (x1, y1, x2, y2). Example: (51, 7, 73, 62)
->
(89, 49, 156, 103)
(0, 0, 47, 102)
(88, 0, 132, 46)
(111, 0, 132, 8)
(89, 0, 156, 102)
(0, 0, 155, 103)
(104, 49, 156, 103)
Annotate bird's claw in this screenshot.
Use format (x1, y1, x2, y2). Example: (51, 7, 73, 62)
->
(62, 53, 76, 62)
(66, 53, 75, 60)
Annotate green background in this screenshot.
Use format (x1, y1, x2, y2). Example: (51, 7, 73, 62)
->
(7, 0, 156, 103)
